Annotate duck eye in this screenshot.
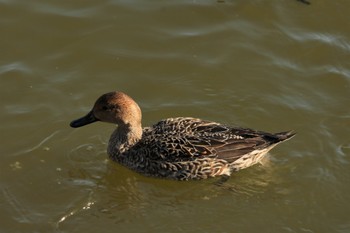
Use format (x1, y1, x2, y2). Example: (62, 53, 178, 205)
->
(102, 106, 109, 111)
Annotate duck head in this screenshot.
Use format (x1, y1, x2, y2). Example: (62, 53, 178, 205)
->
(70, 91, 142, 128)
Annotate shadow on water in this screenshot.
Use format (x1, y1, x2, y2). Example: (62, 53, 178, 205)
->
(54, 153, 287, 231)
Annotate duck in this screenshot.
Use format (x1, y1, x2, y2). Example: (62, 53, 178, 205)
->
(70, 91, 295, 181)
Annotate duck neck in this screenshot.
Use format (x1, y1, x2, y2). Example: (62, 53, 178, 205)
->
(107, 122, 142, 159)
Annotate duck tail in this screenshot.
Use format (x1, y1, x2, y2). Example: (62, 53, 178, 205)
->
(274, 131, 296, 142)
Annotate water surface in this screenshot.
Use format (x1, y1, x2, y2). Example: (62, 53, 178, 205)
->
(1, 1, 350, 232)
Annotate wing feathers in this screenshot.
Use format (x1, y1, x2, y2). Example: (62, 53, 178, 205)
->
(141, 117, 292, 163)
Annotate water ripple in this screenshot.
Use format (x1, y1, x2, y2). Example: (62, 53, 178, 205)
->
(278, 25, 350, 52)
(2, 187, 31, 223)
(13, 130, 61, 156)
(11, 1, 100, 18)
(0, 62, 32, 75)
(324, 65, 350, 80)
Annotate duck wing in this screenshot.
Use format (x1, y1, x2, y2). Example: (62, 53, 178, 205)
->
(140, 117, 293, 163)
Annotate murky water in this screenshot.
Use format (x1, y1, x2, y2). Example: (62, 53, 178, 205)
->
(1, 0, 350, 232)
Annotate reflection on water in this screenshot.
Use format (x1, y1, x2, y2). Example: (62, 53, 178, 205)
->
(56, 160, 283, 231)
(1, 0, 350, 232)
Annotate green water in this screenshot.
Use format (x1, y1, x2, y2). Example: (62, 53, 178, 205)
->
(1, 1, 350, 232)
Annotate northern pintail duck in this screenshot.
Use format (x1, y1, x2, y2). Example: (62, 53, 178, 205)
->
(70, 92, 295, 180)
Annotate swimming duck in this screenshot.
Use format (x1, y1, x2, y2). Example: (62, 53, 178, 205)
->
(70, 91, 295, 180)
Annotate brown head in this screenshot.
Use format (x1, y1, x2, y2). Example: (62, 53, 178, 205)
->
(70, 92, 142, 128)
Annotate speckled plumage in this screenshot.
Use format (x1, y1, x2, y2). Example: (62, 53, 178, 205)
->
(70, 91, 295, 180)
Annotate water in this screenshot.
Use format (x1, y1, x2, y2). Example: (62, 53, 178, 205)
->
(1, 0, 350, 232)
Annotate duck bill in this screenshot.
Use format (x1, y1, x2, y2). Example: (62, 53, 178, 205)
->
(70, 111, 99, 128)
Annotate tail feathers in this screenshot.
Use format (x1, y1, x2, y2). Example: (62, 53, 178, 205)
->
(274, 131, 296, 142)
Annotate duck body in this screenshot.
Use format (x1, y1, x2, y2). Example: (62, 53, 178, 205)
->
(70, 92, 295, 180)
